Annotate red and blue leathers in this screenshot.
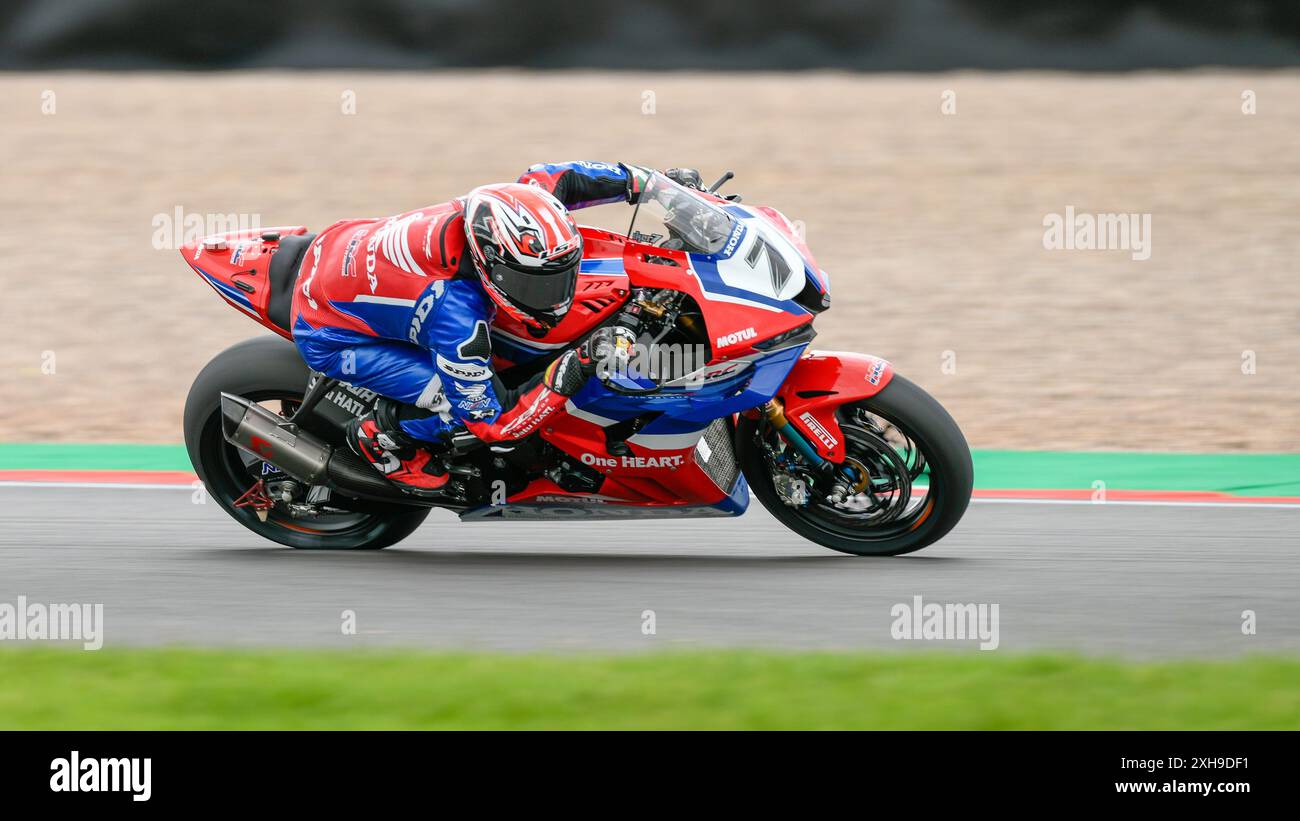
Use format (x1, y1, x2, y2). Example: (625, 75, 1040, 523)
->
(290, 161, 641, 444)
(516, 160, 648, 209)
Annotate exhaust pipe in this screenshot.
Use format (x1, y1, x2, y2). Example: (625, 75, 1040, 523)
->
(220, 392, 332, 485)
(219, 392, 420, 504)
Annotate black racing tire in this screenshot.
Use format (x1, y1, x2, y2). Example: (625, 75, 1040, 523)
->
(183, 335, 430, 550)
(738, 373, 973, 556)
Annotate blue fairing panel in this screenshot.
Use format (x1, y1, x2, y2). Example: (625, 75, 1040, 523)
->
(568, 343, 807, 432)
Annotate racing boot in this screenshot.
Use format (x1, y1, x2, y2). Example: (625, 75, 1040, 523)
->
(346, 400, 449, 497)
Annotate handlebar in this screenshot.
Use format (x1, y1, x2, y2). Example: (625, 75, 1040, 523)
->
(706, 170, 734, 193)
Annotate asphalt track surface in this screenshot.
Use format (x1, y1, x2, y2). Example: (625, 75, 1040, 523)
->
(1, 486, 1296, 657)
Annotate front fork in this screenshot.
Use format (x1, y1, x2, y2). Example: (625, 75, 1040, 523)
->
(761, 399, 862, 504)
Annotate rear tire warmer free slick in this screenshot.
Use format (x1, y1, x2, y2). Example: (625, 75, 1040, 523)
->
(183, 335, 429, 550)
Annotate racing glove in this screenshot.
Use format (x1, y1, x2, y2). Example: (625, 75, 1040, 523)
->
(544, 326, 638, 395)
(664, 167, 704, 190)
(626, 165, 703, 200)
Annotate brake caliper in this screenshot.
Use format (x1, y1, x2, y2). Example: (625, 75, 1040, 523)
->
(773, 473, 809, 507)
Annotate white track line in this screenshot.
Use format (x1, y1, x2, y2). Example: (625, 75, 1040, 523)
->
(971, 497, 1300, 510)
(2, 481, 1298, 509)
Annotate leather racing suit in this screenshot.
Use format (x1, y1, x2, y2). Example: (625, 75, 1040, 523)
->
(289, 161, 649, 445)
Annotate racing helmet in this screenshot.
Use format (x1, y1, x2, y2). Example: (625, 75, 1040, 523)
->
(463, 183, 583, 332)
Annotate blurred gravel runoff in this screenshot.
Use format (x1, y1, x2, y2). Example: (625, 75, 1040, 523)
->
(1, 71, 1297, 450)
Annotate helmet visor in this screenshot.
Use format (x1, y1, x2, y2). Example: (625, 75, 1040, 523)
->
(489, 260, 579, 313)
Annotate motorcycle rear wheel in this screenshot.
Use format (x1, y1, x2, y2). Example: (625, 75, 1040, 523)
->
(183, 336, 430, 550)
(738, 373, 973, 556)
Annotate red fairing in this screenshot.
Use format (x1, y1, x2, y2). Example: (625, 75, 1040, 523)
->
(779, 351, 894, 462)
(535, 399, 729, 508)
(181, 225, 311, 340)
(617, 235, 814, 361)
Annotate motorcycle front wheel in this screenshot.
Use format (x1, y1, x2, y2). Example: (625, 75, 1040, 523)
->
(737, 373, 973, 556)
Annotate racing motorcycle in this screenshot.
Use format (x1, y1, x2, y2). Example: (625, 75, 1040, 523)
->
(181, 171, 972, 555)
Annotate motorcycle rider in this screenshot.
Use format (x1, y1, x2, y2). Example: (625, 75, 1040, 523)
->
(290, 161, 696, 495)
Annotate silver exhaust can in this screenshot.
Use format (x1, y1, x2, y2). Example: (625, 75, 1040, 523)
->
(219, 392, 333, 485)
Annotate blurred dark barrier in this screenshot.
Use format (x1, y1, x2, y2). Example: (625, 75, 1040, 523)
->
(1, 0, 1297, 70)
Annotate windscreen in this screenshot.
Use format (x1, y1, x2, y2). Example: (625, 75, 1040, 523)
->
(627, 172, 737, 255)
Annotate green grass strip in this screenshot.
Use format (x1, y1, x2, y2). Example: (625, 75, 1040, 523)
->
(0, 443, 193, 472)
(973, 450, 1300, 496)
(1, 648, 1296, 730)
